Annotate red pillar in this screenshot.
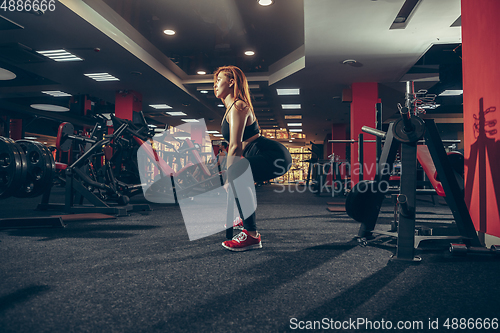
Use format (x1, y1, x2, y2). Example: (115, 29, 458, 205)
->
(9, 119, 23, 140)
(115, 90, 142, 121)
(350, 82, 378, 184)
(462, 0, 500, 241)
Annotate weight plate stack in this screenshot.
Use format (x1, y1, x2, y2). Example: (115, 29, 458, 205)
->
(0, 137, 27, 199)
(13, 140, 55, 198)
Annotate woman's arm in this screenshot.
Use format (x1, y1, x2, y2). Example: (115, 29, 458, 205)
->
(227, 100, 250, 168)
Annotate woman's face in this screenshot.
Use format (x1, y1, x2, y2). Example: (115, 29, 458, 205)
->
(214, 72, 232, 100)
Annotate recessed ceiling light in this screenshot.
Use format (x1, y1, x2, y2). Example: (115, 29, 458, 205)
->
(258, 0, 273, 6)
(182, 119, 199, 123)
(289, 129, 302, 132)
(37, 49, 83, 62)
(150, 104, 172, 109)
(84, 73, 119, 81)
(244, 50, 255, 56)
(287, 123, 302, 126)
(213, 134, 223, 137)
(282, 104, 301, 109)
(285, 115, 302, 120)
(217, 104, 224, 107)
(30, 104, 70, 112)
(42, 91, 72, 97)
(438, 90, 463, 96)
(200, 90, 208, 94)
(206, 130, 220, 134)
(166, 111, 187, 116)
(289, 140, 293, 142)
(164, 29, 176, 35)
(0, 68, 16, 80)
(277, 88, 300, 95)
(197, 71, 206, 75)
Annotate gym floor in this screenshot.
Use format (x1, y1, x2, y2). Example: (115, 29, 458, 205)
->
(1, 185, 499, 332)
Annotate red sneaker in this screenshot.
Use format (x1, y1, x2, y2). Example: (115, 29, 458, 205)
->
(222, 230, 262, 252)
(224, 217, 244, 230)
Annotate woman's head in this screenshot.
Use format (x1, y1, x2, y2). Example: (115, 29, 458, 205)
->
(213, 66, 254, 112)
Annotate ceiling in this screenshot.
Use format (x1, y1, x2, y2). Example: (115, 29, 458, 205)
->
(0, 0, 463, 146)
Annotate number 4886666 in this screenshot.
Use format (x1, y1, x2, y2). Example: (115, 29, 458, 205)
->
(1, 0, 56, 12)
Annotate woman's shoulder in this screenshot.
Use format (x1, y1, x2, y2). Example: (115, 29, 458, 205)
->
(234, 100, 249, 112)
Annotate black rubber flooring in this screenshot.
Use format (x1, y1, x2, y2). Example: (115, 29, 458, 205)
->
(1, 185, 500, 332)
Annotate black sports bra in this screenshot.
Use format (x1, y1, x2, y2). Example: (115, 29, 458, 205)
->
(221, 101, 260, 142)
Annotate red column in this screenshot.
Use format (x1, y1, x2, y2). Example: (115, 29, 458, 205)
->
(462, 0, 500, 240)
(350, 82, 378, 184)
(9, 119, 23, 140)
(115, 90, 142, 121)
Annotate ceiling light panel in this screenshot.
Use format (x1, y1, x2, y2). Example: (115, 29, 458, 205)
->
(282, 104, 301, 109)
(438, 90, 463, 96)
(285, 115, 302, 120)
(164, 29, 176, 35)
(166, 111, 187, 116)
(181, 119, 199, 123)
(30, 104, 69, 112)
(289, 129, 302, 132)
(84, 73, 119, 81)
(287, 123, 302, 126)
(42, 91, 72, 97)
(37, 49, 83, 62)
(150, 104, 172, 109)
(277, 88, 300, 95)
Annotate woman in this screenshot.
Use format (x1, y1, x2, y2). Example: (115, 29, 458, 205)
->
(214, 65, 292, 251)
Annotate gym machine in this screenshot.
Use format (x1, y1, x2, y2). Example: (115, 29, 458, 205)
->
(37, 114, 151, 215)
(345, 81, 493, 261)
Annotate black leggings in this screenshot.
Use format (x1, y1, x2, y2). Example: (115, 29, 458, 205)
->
(227, 136, 292, 231)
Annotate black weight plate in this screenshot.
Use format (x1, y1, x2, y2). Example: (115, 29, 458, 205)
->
(345, 180, 382, 222)
(24, 141, 55, 197)
(0, 137, 26, 199)
(392, 117, 425, 143)
(41, 144, 56, 189)
(13, 140, 53, 198)
(35, 142, 56, 196)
